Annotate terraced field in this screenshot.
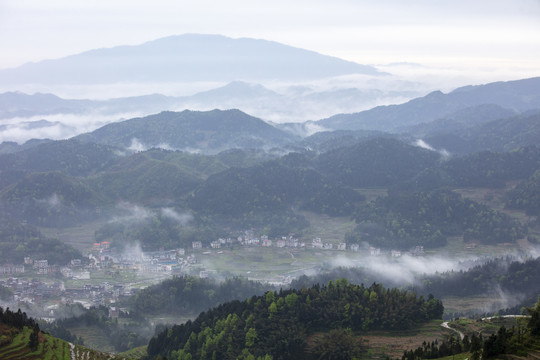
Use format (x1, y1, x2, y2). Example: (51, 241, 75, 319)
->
(0, 324, 133, 360)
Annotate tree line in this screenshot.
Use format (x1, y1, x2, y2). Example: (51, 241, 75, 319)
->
(146, 280, 443, 360)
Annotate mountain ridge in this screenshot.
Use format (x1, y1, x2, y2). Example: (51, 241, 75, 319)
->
(317, 77, 540, 132)
(0, 34, 382, 85)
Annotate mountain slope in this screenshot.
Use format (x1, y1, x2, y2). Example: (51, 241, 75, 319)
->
(189, 160, 364, 217)
(424, 112, 540, 154)
(402, 104, 517, 137)
(317, 77, 540, 132)
(0, 171, 105, 227)
(75, 109, 297, 153)
(316, 137, 441, 187)
(0, 34, 381, 85)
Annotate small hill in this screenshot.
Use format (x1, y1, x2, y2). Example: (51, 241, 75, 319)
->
(0, 139, 119, 183)
(315, 137, 441, 187)
(75, 109, 296, 154)
(0, 171, 105, 227)
(146, 281, 444, 360)
(87, 150, 206, 205)
(0, 91, 91, 119)
(298, 129, 393, 153)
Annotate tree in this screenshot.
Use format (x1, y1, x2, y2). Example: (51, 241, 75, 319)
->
(29, 324, 39, 351)
(245, 327, 258, 348)
(470, 333, 482, 360)
(527, 297, 540, 335)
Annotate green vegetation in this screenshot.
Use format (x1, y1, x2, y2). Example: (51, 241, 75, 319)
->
(403, 146, 540, 191)
(0, 306, 132, 359)
(47, 306, 150, 352)
(0, 218, 82, 265)
(347, 190, 525, 249)
(131, 275, 270, 315)
(1, 129, 539, 248)
(190, 160, 364, 217)
(427, 112, 540, 154)
(1, 171, 104, 227)
(0, 139, 118, 178)
(75, 109, 296, 151)
(94, 209, 223, 250)
(117, 345, 147, 359)
(404, 297, 540, 359)
(506, 169, 540, 216)
(87, 153, 202, 204)
(421, 257, 540, 301)
(290, 256, 540, 316)
(146, 280, 443, 359)
(0, 326, 133, 360)
(316, 137, 440, 188)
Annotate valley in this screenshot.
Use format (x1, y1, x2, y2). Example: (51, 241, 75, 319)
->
(0, 24, 539, 359)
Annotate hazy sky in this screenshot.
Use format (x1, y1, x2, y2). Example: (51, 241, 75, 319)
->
(1, 0, 540, 77)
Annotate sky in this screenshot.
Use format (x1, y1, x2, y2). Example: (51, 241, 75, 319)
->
(1, 0, 540, 80)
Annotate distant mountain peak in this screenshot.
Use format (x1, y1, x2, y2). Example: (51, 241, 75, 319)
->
(0, 34, 382, 86)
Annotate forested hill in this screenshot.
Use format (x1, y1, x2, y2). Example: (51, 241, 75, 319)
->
(74, 109, 296, 153)
(146, 281, 443, 360)
(317, 77, 540, 132)
(347, 189, 526, 249)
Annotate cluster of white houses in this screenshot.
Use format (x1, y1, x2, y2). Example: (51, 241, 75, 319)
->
(0, 258, 62, 275)
(91, 246, 197, 274)
(203, 233, 351, 251)
(200, 232, 426, 257)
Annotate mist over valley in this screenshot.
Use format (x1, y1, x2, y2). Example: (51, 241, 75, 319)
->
(1, 21, 540, 360)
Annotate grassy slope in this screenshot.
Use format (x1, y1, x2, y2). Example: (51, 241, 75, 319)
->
(117, 345, 147, 359)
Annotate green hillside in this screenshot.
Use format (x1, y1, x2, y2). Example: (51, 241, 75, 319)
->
(0, 307, 130, 360)
(146, 281, 444, 359)
(75, 109, 297, 153)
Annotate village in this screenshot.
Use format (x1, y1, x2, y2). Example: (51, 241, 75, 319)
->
(0, 230, 426, 321)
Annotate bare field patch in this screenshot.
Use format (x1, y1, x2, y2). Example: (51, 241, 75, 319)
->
(40, 220, 107, 251)
(441, 295, 517, 314)
(362, 321, 452, 359)
(299, 211, 357, 244)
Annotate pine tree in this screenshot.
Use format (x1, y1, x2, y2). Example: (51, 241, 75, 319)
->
(29, 323, 39, 351)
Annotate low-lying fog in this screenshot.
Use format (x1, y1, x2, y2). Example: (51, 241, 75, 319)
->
(2, 64, 529, 145)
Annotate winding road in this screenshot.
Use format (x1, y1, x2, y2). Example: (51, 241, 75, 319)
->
(441, 315, 530, 341)
(441, 321, 465, 340)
